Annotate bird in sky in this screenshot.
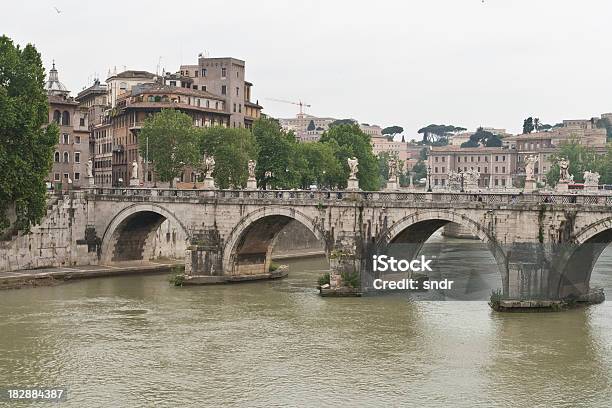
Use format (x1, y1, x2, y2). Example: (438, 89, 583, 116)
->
(54, 6, 62, 14)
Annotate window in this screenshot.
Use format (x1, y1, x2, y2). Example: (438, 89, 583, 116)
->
(470, 156, 474, 162)
(435, 157, 439, 162)
(221, 67, 227, 78)
(63, 134, 69, 144)
(221, 85, 227, 95)
(75, 152, 81, 163)
(63, 173, 69, 179)
(169, 80, 176, 86)
(501, 179, 506, 186)
(75, 136, 81, 144)
(457, 157, 461, 163)
(79, 117, 85, 127)
(502, 166, 505, 173)
(239, 104, 241, 113)
(442, 167, 445, 173)
(495, 166, 498, 173)
(202, 86, 207, 92)
(62, 111, 70, 126)
(434, 167, 439, 173)
(193, 85, 198, 90)
(502, 155, 506, 162)
(63, 152, 69, 163)
(74, 172, 80, 181)
(495, 179, 499, 186)
(54, 152, 60, 162)
(442, 157, 445, 162)
(194, 70, 198, 77)
(236, 87, 239, 96)
(201, 68, 207, 77)
(53, 110, 61, 123)
(54, 173, 60, 181)
(495, 156, 499, 162)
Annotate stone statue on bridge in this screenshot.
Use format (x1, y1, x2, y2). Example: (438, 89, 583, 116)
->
(584, 170, 600, 191)
(347, 157, 359, 190)
(524, 155, 537, 181)
(556, 158, 573, 192)
(204, 156, 216, 178)
(464, 169, 480, 192)
(87, 159, 93, 178)
(385, 158, 399, 191)
(202, 155, 216, 190)
(247, 160, 257, 190)
(448, 171, 462, 191)
(129, 160, 139, 186)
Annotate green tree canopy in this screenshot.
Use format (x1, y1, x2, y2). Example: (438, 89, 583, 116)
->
(418, 124, 466, 145)
(329, 119, 356, 128)
(545, 139, 600, 186)
(382, 125, 404, 136)
(523, 117, 534, 134)
(0, 36, 58, 232)
(252, 117, 301, 189)
(138, 109, 200, 187)
(198, 126, 256, 189)
(460, 128, 502, 148)
(296, 142, 343, 189)
(319, 123, 379, 190)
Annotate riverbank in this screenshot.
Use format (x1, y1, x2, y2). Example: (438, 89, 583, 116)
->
(0, 260, 182, 290)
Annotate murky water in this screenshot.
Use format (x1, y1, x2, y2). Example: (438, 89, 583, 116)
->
(1, 236, 612, 407)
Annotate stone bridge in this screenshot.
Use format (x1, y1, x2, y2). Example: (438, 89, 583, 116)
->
(80, 187, 612, 302)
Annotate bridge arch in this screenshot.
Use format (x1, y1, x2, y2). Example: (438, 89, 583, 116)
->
(222, 207, 326, 276)
(100, 204, 190, 264)
(377, 209, 507, 291)
(555, 216, 612, 298)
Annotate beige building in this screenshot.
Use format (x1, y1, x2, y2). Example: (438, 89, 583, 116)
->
(45, 63, 90, 190)
(76, 80, 110, 186)
(180, 55, 262, 129)
(428, 146, 517, 189)
(106, 70, 158, 108)
(450, 127, 512, 147)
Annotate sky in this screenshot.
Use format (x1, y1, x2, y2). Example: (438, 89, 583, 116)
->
(2, 0, 612, 138)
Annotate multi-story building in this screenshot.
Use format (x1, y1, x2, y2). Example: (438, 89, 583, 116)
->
(505, 118, 607, 183)
(76, 79, 110, 186)
(106, 70, 158, 108)
(428, 146, 517, 189)
(45, 63, 90, 190)
(450, 127, 512, 147)
(180, 55, 262, 129)
(110, 82, 230, 186)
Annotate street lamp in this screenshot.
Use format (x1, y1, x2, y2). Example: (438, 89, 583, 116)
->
(427, 165, 432, 192)
(459, 169, 465, 193)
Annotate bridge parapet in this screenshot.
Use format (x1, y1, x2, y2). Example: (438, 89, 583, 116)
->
(87, 187, 612, 209)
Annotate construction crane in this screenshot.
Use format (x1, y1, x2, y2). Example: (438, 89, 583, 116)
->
(266, 98, 311, 115)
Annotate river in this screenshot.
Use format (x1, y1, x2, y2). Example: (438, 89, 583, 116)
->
(1, 235, 612, 407)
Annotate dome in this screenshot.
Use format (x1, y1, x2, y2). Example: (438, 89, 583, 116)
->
(45, 62, 69, 96)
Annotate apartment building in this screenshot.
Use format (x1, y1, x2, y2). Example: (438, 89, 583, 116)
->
(180, 55, 262, 129)
(45, 63, 90, 190)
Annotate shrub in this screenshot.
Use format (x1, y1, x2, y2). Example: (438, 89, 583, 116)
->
(318, 272, 330, 286)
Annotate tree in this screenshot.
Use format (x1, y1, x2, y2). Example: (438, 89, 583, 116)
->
(523, 117, 534, 134)
(306, 120, 316, 131)
(329, 119, 356, 128)
(198, 126, 256, 189)
(418, 124, 466, 145)
(319, 123, 380, 190)
(382, 125, 404, 136)
(0, 36, 58, 233)
(377, 151, 404, 187)
(545, 139, 599, 186)
(252, 117, 301, 189)
(138, 109, 200, 187)
(296, 142, 343, 189)
(460, 128, 502, 148)
(411, 160, 427, 182)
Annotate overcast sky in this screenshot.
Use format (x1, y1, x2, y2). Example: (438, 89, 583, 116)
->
(3, 0, 612, 137)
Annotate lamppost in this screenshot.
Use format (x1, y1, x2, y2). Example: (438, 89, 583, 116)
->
(459, 169, 465, 192)
(427, 165, 432, 192)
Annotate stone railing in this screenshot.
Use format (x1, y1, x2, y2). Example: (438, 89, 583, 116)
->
(87, 187, 612, 207)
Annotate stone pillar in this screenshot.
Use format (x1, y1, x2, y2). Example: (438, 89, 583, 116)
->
(246, 177, 257, 190)
(347, 177, 359, 191)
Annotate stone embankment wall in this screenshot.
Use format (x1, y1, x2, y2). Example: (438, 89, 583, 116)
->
(0, 194, 93, 272)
